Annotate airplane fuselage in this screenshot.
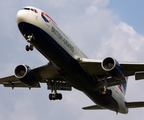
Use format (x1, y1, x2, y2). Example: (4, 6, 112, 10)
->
(17, 6, 128, 114)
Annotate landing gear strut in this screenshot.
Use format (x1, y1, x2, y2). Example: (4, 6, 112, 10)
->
(99, 86, 112, 96)
(24, 34, 35, 51)
(48, 80, 63, 100)
(97, 76, 112, 96)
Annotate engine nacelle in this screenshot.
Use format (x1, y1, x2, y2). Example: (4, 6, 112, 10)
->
(14, 65, 39, 87)
(101, 57, 125, 80)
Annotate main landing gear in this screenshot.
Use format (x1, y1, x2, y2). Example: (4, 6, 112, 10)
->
(48, 80, 63, 101)
(96, 76, 112, 96)
(99, 86, 112, 96)
(24, 34, 35, 51)
(49, 93, 62, 100)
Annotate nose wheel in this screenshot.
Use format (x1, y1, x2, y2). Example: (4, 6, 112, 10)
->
(24, 33, 35, 51)
(26, 44, 34, 51)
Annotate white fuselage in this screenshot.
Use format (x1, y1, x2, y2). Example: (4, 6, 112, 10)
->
(17, 6, 128, 114)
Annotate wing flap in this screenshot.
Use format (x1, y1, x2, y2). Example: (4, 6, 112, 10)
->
(125, 102, 144, 108)
(47, 79, 71, 91)
(3, 81, 40, 88)
(135, 71, 144, 80)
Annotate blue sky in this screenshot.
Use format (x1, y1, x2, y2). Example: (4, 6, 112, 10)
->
(108, 0, 144, 35)
(1, 0, 144, 120)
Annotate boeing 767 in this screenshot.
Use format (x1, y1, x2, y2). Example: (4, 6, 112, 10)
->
(1, 6, 144, 114)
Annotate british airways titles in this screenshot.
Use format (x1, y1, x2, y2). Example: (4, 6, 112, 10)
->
(41, 12, 74, 52)
(51, 26, 74, 52)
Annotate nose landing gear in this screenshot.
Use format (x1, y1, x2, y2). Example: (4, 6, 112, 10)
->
(24, 33, 35, 51)
(26, 44, 34, 51)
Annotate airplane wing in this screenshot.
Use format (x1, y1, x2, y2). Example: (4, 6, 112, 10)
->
(79, 58, 144, 87)
(0, 63, 61, 83)
(0, 63, 71, 90)
(79, 58, 144, 77)
(2, 58, 144, 89)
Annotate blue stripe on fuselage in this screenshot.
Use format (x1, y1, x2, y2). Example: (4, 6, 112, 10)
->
(122, 83, 127, 93)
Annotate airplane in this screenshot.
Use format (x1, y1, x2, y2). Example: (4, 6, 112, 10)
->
(1, 6, 144, 114)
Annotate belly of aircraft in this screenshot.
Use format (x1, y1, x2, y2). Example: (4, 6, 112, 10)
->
(84, 90, 119, 111)
(18, 22, 120, 112)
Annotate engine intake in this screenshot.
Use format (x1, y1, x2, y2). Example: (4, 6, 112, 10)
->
(14, 65, 39, 87)
(101, 57, 125, 80)
(102, 57, 115, 71)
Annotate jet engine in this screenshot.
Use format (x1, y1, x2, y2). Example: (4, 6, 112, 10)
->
(14, 65, 39, 87)
(101, 57, 125, 80)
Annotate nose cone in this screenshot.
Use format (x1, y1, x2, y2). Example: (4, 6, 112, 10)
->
(17, 10, 28, 25)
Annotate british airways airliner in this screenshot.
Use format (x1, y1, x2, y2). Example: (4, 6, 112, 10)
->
(1, 6, 144, 114)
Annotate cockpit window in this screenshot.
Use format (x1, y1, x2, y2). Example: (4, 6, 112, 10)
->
(23, 8, 30, 10)
(23, 8, 38, 13)
(31, 8, 38, 13)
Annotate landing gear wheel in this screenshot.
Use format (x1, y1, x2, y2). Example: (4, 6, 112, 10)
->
(48, 93, 62, 100)
(26, 44, 34, 51)
(49, 93, 52, 100)
(29, 44, 33, 51)
(26, 45, 29, 51)
(58, 93, 62, 100)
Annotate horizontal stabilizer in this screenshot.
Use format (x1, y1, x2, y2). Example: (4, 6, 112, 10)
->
(125, 102, 144, 108)
(82, 105, 105, 110)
